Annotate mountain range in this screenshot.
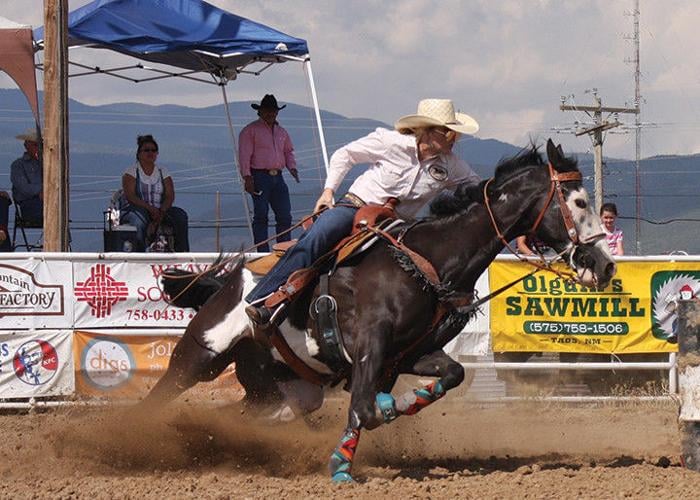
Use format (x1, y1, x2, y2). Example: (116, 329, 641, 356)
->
(0, 88, 697, 254)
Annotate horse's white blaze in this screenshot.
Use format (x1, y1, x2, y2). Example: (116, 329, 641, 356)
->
(498, 193, 509, 202)
(564, 186, 615, 286)
(567, 189, 610, 250)
(566, 187, 603, 242)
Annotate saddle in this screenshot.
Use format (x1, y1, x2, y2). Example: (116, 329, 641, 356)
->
(245, 201, 401, 317)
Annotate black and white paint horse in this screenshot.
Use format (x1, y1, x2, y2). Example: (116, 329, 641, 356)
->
(144, 140, 616, 481)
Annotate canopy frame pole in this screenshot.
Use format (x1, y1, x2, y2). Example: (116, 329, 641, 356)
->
(302, 59, 329, 174)
(37, 60, 221, 85)
(219, 82, 255, 244)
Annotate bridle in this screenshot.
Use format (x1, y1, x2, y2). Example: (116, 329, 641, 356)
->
(483, 161, 604, 279)
(531, 162, 583, 244)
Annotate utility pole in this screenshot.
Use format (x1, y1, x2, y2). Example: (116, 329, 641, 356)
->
(215, 191, 221, 252)
(43, 0, 70, 251)
(629, 0, 642, 254)
(559, 91, 638, 215)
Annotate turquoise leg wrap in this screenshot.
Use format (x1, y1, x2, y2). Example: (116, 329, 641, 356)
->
(375, 392, 398, 423)
(329, 427, 360, 482)
(397, 379, 447, 416)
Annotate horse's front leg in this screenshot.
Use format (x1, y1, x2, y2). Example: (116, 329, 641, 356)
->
(378, 349, 464, 419)
(328, 327, 388, 483)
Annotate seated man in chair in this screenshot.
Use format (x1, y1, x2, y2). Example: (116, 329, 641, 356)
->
(11, 128, 43, 226)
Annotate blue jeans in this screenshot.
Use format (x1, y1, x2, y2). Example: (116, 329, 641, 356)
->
(251, 169, 292, 252)
(121, 206, 190, 252)
(246, 201, 359, 303)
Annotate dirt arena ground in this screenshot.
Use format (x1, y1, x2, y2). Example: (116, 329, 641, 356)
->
(2, 392, 700, 499)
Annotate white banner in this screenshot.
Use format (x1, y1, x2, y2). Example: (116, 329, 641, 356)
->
(444, 268, 491, 357)
(0, 260, 73, 330)
(0, 330, 74, 397)
(72, 257, 217, 328)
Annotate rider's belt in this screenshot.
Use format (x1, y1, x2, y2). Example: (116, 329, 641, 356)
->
(340, 192, 366, 208)
(253, 168, 281, 176)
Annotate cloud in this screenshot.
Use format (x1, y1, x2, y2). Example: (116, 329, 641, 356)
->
(4, 0, 700, 158)
(478, 107, 547, 146)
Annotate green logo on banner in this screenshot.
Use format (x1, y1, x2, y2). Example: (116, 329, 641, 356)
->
(650, 271, 700, 342)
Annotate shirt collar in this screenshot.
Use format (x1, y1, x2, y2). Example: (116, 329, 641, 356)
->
(258, 117, 279, 128)
(22, 152, 39, 162)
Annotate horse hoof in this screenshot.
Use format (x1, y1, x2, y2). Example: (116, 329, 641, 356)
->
(331, 472, 354, 483)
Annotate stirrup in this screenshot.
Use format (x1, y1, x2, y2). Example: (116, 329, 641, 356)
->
(245, 304, 273, 325)
(245, 301, 287, 327)
(269, 302, 287, 324)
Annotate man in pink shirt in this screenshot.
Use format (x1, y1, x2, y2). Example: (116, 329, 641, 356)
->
(238, 94, 299, 251)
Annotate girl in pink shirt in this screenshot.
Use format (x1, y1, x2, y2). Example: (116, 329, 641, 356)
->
(600, 202, 624, 256)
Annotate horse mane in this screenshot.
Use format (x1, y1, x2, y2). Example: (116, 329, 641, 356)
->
(161, 252, 242, 310)
(429, 143, 578, 217)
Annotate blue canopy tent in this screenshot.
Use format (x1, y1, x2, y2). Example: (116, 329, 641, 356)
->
(32, 0, 329, 243)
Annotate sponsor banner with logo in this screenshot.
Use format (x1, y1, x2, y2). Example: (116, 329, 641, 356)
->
(72, 259, 213, 328)
(73, 331, 241, 400)
(0, 261, 72, 329)
(0, 330, 74, 397)
(444, 269, 490, 356)
(489, 260, 696, 353)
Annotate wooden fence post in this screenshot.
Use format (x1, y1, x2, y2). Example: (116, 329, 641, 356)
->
(678, 300, 700, 470)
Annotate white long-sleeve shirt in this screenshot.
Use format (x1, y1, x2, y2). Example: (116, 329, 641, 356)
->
(325, 128, 480, 217)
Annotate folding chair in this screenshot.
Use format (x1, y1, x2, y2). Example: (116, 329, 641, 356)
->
(12, 203, 43, 251)
(103, 189, 138, 252)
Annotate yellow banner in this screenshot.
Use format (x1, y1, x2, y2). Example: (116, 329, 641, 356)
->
(73, 331, 241, 399)
(488, 260, 700, 353)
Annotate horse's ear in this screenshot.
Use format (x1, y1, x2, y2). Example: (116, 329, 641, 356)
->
(556, 144, 564, 157)
(546, 138, 560, 164)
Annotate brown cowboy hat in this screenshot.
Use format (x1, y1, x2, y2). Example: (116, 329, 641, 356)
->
(251, 94, 286, 111)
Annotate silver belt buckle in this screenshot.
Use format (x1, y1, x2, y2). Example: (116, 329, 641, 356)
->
(269, 169, 280, 176)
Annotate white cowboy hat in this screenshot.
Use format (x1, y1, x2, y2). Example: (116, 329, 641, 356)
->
(394, 98, 479, 135)
(15, 128, 39, 142)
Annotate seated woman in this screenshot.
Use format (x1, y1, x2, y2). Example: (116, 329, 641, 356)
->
(121, 134, 189, 252)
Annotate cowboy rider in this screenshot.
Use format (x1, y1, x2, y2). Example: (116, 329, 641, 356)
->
(245, 98, 481, 325)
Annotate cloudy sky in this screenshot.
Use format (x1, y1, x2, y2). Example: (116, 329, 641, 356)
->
(2, 0, 700, 159)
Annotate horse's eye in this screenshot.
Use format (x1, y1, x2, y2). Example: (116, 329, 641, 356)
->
(574, 199, 587, 209)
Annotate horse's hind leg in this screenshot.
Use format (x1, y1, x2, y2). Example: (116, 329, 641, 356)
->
(386, 349, 464, 418)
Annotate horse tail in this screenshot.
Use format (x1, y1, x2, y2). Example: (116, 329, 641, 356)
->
(161, 254, 242, 310)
